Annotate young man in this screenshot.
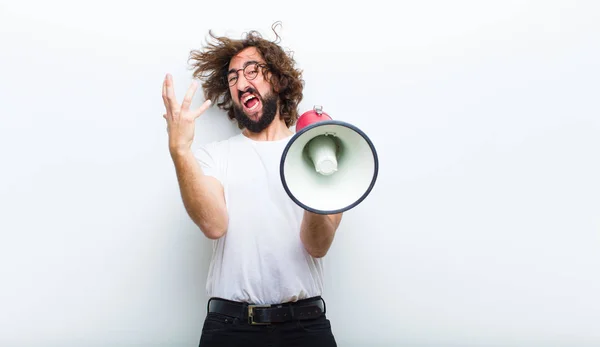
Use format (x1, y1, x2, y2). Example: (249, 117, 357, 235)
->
(161, 26, 341, 347)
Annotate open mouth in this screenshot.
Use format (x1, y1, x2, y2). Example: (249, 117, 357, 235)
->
(242, 93, 261, 112)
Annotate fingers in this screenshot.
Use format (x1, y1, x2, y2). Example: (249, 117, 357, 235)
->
(181, 80, 199, 112)
(162, 74, 175, 116)
(162, 76, 168, 110)
(162, 74, 207, 120)
(193, 99, 212, 119)
(164, 74, 178, 109)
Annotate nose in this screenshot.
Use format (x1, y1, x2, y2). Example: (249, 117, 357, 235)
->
(236, 73, 251, 92)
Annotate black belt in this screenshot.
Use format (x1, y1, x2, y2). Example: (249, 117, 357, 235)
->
(207, 296, 326, 325)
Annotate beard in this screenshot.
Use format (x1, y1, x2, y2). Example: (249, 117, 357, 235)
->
(232, 91, 278, 133)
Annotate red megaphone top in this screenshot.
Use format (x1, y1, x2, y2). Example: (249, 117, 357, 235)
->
(295, 105, 333, 132)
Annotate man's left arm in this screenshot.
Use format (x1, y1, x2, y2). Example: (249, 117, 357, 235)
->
(300, 211, 343, 258)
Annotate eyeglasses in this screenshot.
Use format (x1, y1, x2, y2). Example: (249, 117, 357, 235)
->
(226, 62, 267, 87)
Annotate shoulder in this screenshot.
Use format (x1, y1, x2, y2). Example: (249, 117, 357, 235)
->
(197, 134, 243, 154)
(195, 134, 257, 166)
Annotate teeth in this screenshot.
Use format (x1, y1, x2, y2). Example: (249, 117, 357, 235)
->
(242, 94, 259, 111)
(243, 95, 256, 103)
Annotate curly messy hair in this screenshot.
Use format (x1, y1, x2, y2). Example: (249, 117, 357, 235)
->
(188, 22, 304, 129)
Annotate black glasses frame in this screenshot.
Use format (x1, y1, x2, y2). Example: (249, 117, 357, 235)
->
(226, 62, 268, 87)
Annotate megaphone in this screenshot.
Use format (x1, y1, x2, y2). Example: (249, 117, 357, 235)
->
(280, 105, 379, 214)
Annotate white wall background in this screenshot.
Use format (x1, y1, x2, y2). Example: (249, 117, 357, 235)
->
(1, 0, 599, 346)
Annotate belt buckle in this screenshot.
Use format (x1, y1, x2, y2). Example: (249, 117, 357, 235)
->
(248, 304, 271, 325)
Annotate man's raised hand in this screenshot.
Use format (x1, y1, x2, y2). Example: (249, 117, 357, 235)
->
(162, 73, 212, 156)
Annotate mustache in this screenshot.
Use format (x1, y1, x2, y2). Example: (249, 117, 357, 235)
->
(238, 87, 260, 100)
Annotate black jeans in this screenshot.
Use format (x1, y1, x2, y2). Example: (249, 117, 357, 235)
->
(198, 311, 337, 347)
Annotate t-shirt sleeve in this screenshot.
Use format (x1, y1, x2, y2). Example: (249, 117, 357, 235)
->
(194, 142, 223, 184)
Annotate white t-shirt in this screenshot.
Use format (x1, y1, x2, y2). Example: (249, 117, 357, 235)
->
(194, 133, 325, 305)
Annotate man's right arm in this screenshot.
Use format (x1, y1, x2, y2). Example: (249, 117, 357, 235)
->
(171, 148, 228, 239)
(162, 73, 227, 239)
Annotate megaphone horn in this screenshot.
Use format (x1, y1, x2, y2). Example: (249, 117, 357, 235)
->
(280, 105, 379, 214)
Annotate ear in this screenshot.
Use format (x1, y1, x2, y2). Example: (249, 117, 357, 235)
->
(266, 71, 279, 93)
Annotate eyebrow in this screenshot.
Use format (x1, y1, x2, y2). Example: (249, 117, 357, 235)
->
(227, 60, 260, 74)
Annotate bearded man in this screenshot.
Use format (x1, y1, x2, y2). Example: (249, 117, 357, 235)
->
(161, 25, 341, 347)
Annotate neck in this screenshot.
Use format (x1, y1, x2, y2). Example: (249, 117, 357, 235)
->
(242, 115, 293, 141)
